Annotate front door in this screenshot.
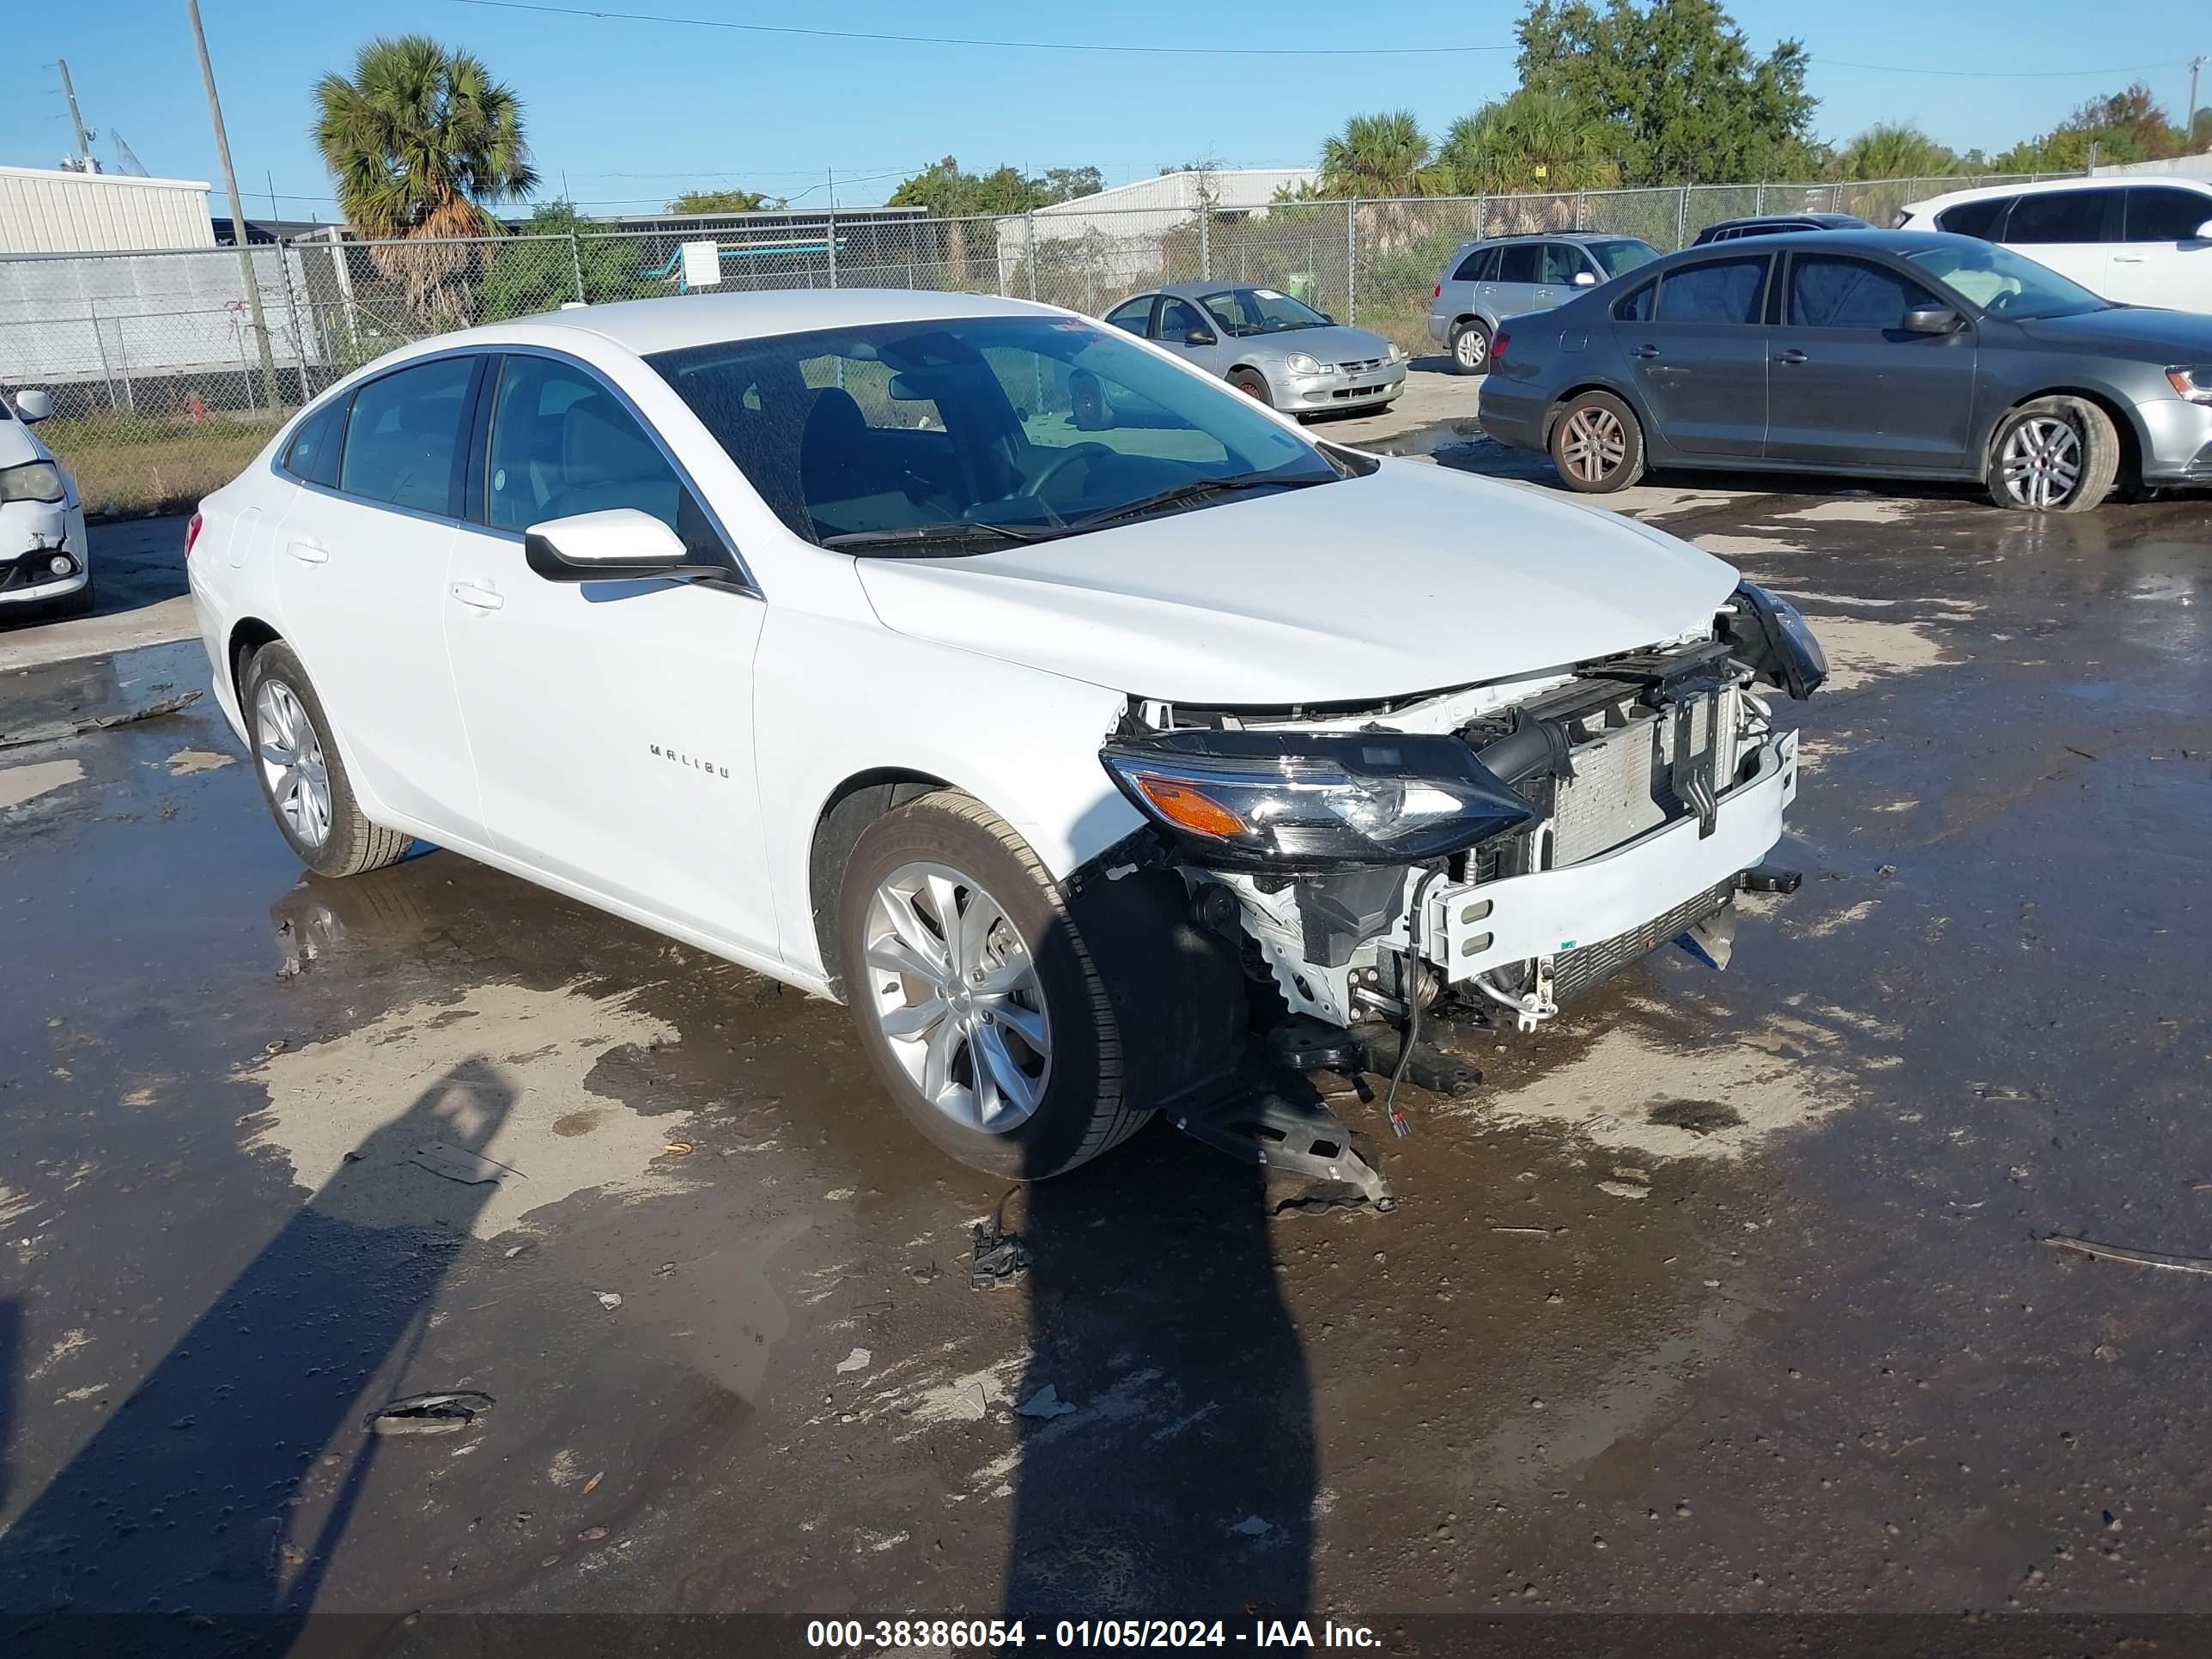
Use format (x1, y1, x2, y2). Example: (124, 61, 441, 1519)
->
(1614, 253, 1771, 458)
(1765, 253, 1978, 471)
(441, 352, 776, 956)
(1154, 295, 1220, 371)
(269, 352, 488, 846)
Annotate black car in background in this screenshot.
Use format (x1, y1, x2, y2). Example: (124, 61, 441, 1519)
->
(1476, 228, 2212, 512)
(1691, 211, 1870, 246)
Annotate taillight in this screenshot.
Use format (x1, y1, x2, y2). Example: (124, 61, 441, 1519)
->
(1491, 331, 1510, 363)
(1432, 283, 1442, 299)
(185, 512, 203, 558)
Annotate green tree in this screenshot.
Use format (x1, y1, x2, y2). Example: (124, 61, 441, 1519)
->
(1317, 110, 1441, 198)
(1432, 89, 1621, 194)
(1831, 121, 1956, 181)
(477, 200, 641, 321)
(887, 157, 1093, 216)
(313, 34, 536, 325)
(1515, 0, 1814, 185)
(667, 187, 774, 213)
(1036, 166, 1104, 205)
(1996, 83, 2186, 171)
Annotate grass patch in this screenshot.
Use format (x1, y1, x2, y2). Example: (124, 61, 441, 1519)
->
(41, 418, 284, 518)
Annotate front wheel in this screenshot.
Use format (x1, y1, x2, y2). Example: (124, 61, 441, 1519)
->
(1550, 389, 1645, 493)
(837, 792, 1140, 1180)
(1449, 319, 1492, 375)
(243, 641, 413, 878)
(1987, 396, 2119, 513)
(1227, 368, 1273, 407)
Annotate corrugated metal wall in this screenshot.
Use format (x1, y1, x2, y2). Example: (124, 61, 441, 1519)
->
(0, 167, 216, 255)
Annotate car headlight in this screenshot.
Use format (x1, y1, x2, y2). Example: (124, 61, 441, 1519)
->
(1099, 727, 1536, 871)
(1388, 343, 1408, 363)
(2165, 367, 2212, 404)
(1721, 580, 1827, 701)
(0, 461, 65, 504)
(1283, 352, 1327, 378)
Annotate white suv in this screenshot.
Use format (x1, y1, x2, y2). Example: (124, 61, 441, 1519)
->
(185, 291, 1822, 1187)
(1897, 177, 2212, 313)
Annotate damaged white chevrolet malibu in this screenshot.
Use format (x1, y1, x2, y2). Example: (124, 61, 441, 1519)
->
(185, 290, 1823, 1194)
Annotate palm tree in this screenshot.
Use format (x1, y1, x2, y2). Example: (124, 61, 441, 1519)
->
(313, 36, 537, 327)
(1832, 122, 1957, 183)
(1433, 92, 1621, 198)
(1318, 111, 1441, 200)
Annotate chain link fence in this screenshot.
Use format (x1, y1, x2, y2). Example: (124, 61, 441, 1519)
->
(3, 173, 2073, 514)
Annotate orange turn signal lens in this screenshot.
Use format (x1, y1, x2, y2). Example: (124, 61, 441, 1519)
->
(1133, 773, 1248, 840)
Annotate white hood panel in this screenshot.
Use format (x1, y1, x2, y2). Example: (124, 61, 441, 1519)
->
(855, 462, 1739, 706)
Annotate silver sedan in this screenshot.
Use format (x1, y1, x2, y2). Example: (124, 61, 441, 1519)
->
(1103, 282, 1407, 416)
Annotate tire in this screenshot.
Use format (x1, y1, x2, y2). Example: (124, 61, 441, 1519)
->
(836, 790, 1140, 1180)
(1549, 389, 1645, 493)
(1449, 318, 1492, 375)
(242, 641, 413, 879)
(1227, 368, 1273, 407)
(1987, 396, 2119, 513)
(1069, 370, 1107, 432)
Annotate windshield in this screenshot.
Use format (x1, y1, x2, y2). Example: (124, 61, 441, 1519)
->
(1199, 287, 1332, 337)
(649, 315, 1338, 553)
(1589, 240, 1658, 279)
(1903, 241, 2109, 319)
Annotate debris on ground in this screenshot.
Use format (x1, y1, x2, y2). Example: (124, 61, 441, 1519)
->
(969, 1189, 1029, 1290)
(1597, 1180, 1651, 1200)
(663, 1141, 694, 1157)
(836, 1348, 872, 1374)
(1016, 1384, 1077, 1419)
(2044, 1236, 2212, 1277)
(580, 1471, 604, 1496)
(365, 1390, 495, 1437)
(410, 1141, 526, 1187)
(595, 1291, 623, 1310)
(0, 690, 202, 751)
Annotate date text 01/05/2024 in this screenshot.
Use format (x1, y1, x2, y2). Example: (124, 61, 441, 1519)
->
(805, 1619, 1382, 1650)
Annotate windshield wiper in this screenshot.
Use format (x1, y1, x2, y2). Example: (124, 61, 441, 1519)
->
(818, 520, 1054, 553)
(1072, 471, 1330, 531)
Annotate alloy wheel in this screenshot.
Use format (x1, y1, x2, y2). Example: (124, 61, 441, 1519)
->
(1560, 405, 1627, 483)
(1455, 328, 1486, 369)
(1999, 416, 2082, 509)
(254, 678, 332, 848)
(861, 861, 1053, 1133)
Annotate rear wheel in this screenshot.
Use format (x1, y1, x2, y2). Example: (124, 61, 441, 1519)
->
(1449, 319, 1492, 375)
(1987, 396, 2118, 513)
(836, 791, 1140, 1180)
(1549, 389, 1644, 493)
(243, 641, 413, 878)
(1227, 368, 1273, 407)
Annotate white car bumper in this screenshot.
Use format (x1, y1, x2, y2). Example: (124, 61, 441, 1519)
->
(0, 499, 90, 606)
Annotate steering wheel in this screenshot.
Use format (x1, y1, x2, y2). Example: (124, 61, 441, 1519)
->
(1027, 441, 1112, 499)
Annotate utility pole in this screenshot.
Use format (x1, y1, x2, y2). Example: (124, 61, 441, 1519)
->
(2191, 57, 2206, 149)
(57, 59, 92, 168)
(186, 0, 283, 412)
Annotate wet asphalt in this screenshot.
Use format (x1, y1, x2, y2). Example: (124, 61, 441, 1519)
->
(3, 409, 2212, 1654)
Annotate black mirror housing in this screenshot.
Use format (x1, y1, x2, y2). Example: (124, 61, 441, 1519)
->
(1182, 328, 1217, 346)
(1900, 304, 1961, 335)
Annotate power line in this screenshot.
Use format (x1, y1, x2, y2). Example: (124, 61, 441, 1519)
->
(1814, 57, 2190, 80)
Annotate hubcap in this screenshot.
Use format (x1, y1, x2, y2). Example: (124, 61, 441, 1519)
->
(1560, 405, 1627, 483)
(255, 678, 332, 849)
(1456, 329, 1486, 368)
(2000, 416, 2082, 509)
(861, 862, 1052, 1133)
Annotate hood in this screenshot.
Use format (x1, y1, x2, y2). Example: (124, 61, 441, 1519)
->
(1241, 323, 1394, 363)
(2018, 305, 2212, 356)
(854, 463, 1738, 706)
(0, 416, 47, 471)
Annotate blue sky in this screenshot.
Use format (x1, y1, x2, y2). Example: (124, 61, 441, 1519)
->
(4, 0, 2206, 216)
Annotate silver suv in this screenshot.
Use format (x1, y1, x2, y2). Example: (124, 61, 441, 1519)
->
(1428, 234, 1659, 374)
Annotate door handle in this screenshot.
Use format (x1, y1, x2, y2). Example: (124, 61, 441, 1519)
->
(450, 580, 504, 612)
(1774, 349, 1808, 365)
(1629, 344, 1660, 360)
(2112, 254, 2147, 264)
(285, 538, 328, 564)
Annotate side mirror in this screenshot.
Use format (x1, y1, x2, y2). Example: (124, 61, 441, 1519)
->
(1571, 270, 1598, 288)
(524, 507, 721, 583)
(1900, 304, 1962, 335)
(1182, 328, 1217, 347)
(2193, 219, 2212, 241)
(14, 389, 52, 422)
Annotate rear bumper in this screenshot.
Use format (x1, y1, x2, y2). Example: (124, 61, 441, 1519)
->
(1474, 380, 1547, 451)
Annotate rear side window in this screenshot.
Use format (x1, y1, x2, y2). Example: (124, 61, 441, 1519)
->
(2124, 186, 2212, 242)
(1654, 258, 1766, 325)
(1787, 257, 1939, 328)
(338, 356, 477, 514)
(1935, 197, 2010, 240)
(1496, 243, 1540, 283)
(1451, 246, 1495, 283)
(282, 398, 347, 488)
(1612, 280, 1656, 322)
(2003, 190, 2118, 245)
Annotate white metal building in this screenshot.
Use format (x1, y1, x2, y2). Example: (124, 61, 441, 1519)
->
(0, 166, 216, 255)
(994, 168, 1320, 294)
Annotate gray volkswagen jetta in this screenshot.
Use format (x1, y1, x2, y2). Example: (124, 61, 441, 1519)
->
(1478, 228, 2212, 511)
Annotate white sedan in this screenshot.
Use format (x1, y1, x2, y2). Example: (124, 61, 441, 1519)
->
(2, 389, 93, 619)
(187, 290, 1825, 1182)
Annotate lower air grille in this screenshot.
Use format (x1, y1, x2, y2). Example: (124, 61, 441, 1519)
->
(1550, 883, 1733, 1006)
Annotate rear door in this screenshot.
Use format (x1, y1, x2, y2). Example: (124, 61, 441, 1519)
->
(1613, 253, 1771, 458)
(269, 352, 488, 845)
(2117, 186, 2212, 312)
(1999, 188, 2121, 299)
(1439, 243, 1491, 325)
(1765, 252, 1978, 471)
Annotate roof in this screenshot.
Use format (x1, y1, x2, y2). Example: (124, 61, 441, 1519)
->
(1901, 173, 2193, 211)
(0, 164, 211, 192)
(1030, 169, 1319, 221)
(1661, 228, 1984, 261)
(1701, 211, 1868, 230)
(440, 287, 1055, 359)
(1147, 278, 1316, 301)
(1456, 229, 1652, 248)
